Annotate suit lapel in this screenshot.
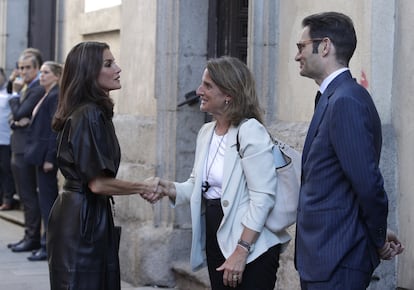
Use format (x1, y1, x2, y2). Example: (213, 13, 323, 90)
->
(302, 71, 353, 163)
(20, 79, 40, 103)
(196, 122, 216, 182)
(302, 93, 329, 163)
(221, 125, 239, 194)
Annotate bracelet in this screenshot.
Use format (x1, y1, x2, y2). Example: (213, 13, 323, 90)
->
(237, 243, 249, 253)
(237, 239, 252, 253)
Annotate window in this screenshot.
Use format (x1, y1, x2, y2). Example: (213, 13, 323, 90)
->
(208, 0, 248, 63)
(84, 0, 121, 12)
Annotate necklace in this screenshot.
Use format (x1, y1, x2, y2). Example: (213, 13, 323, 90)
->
(202, 132, 225, 194)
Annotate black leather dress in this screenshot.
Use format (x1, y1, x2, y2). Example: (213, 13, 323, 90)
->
(47, 103, 121, 290)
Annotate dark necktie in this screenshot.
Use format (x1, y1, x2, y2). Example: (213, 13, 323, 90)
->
(314, 90, 322, 110)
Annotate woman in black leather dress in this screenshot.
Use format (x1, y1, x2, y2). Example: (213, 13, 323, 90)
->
(47, 41, 158, 290)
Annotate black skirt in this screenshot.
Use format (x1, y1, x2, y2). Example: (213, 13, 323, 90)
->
(204, 198, 281, 290)
(47, 190, 120, 290)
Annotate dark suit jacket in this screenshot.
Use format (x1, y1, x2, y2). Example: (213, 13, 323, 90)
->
(295, 70, 389, 281)
(25, 85, 58, 166)
(9, 79, 45, 154)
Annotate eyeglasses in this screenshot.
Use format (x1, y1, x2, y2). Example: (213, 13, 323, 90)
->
(296, 38, 324, 53)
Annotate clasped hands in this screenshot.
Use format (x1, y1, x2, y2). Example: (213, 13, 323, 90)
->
(378, 229, 404, 260)
(141, 177, 170, 204)
(140, 179, 405, 262)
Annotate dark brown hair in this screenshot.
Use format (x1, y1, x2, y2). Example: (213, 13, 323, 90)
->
(302, 12, 357, 66)
(52, 41, 114, 131)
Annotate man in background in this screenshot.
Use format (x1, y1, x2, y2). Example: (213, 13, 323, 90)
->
(7, 50, 44, 253)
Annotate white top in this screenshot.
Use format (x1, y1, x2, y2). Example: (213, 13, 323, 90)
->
(0, 86, 11, 145)
(203, 131, 227, 199)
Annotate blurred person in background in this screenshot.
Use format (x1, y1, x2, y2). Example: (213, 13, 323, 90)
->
(0, 67, 16, 210)
(7, 48, 43, 95)
(24, 61, 62, 261)
(8, 51, 44, 253)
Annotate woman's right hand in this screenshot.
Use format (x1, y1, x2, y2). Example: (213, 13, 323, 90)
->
(141, 178, 176, 203)
(141, 177, 163, 203)
(216, 246, 248, 288)
(12, 77, 24, 93)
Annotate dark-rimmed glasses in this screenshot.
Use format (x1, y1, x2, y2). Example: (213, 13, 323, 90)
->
(296, 38, 324, 53)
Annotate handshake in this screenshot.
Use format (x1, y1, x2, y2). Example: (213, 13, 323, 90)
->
(140, 177, 175, 204)
(138, 179, 405, 261)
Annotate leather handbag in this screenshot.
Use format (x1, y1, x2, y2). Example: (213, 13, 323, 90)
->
(266, 138, 301, 232)
(236, 124, 301, 233)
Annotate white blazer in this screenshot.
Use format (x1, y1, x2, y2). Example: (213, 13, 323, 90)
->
(174, 119, 291, 271)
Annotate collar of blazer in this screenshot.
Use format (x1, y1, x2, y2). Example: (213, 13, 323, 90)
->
(196, 121, 241, 198)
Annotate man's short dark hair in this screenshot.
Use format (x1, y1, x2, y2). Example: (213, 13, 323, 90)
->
(302, 12, 357, 66)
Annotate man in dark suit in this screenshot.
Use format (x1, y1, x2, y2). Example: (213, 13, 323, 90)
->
(8, 52, 44, 252)
(294, 12, 403, 289)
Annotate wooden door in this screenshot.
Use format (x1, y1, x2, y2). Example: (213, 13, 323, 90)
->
(208, 0, 248, 63)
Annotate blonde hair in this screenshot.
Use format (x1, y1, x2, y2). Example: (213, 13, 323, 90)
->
(42, 61, 63, 79)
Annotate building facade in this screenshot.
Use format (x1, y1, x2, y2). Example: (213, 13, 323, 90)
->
(0, 0, 412, 289)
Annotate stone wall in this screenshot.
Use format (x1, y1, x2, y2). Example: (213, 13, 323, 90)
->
(0, 0, 29, 75)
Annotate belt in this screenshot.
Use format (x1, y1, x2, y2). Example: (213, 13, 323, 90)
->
(204, 198, 221, 207)
(63, 179, 84, 192)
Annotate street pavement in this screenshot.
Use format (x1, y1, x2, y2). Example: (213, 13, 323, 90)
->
(0, 209, 177, 290)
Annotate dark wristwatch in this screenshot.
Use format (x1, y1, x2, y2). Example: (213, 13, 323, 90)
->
(237, 239, 254, 253)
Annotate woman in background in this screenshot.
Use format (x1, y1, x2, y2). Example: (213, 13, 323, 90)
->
(25, 61, 62, 261)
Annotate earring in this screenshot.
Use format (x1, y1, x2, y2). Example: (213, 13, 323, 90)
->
(225, 100, 229, 105)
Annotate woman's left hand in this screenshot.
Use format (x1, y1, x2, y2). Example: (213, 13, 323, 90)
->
(216, 246, 248, 287)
